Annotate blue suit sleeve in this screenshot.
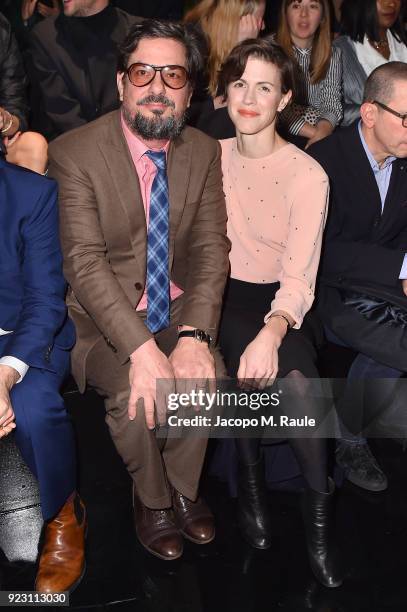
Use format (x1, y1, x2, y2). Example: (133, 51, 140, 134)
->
(3, 179, 68, 370)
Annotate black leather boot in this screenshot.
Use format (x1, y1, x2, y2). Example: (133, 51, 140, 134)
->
(237, 455, 272, 549)
(302, 478, 343, 588)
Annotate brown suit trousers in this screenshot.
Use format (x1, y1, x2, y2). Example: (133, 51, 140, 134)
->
(86, 297, 226, 508)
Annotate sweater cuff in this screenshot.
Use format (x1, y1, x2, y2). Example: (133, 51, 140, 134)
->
(264, 303, 304, 330)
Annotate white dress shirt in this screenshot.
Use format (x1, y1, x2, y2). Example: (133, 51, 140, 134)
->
(354, 32, 407, 78)
(0, 329, 28, 382)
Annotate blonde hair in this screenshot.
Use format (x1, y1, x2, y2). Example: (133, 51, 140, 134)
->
(185, 0, 263, 96)
(276, 0, 332, 84)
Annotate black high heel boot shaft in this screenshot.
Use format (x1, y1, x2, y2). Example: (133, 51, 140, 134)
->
(237, 455, 272, 550)
(302, 478, 343, 588)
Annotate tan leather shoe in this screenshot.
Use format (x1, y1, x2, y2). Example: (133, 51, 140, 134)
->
(133, 486, 183, 560)
(35, 493, 86, 594)
(172, 489, 215, 544)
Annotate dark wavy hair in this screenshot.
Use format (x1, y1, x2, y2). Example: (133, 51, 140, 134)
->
(217, 37, 297, 100)
(117, 19, 206, 88)
(340, 0, 407, 44)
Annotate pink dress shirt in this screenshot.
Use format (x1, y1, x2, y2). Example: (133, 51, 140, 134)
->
(221, 139, 329, 328)
(121, 114, 183, 311)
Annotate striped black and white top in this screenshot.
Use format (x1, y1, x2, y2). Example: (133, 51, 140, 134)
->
(280, 45, 343, 135)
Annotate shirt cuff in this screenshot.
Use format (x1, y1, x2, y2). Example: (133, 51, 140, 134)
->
(399, 254, 407, 279)
(264, 305, 302, 330)
(0, 356, 29, 383)
(288, 116, 306, 136)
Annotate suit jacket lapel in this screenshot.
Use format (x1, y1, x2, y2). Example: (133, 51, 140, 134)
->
(381, 161, 407, 232)
(167, 134, 192, 270)
(340, 124, 383, 219)
(56, 16, 94, 107)
(97, 111, 147, 280)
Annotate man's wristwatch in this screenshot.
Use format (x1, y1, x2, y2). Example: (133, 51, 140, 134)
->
(177, 329, 212, 346)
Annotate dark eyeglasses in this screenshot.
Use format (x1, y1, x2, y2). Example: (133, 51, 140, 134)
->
(373, 100, 407, 127)
(126, 63, 189, 89)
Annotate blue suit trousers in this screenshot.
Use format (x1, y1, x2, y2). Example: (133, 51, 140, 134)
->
(0, 336, 77, 520)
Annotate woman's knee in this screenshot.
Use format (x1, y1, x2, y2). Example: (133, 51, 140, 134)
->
(6, 131, 48, 174)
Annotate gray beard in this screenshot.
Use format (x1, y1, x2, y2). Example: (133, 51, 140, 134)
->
(122, 106, 187, 141)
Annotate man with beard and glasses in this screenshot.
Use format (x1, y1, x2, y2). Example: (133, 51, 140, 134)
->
(48, 20, 230, 561)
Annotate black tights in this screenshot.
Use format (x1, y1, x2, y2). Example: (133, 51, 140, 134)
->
(236, 370, 329, 493)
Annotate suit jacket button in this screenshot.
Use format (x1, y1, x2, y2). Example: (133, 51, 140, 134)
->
(135, 282, 142, 291)
(373, 219, 380, 227)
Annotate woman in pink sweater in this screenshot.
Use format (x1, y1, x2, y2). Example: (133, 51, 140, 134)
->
(217, 37, 342, 588)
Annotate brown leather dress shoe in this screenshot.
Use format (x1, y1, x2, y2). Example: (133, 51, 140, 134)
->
(35, 493, 86, 594)
(133, 487, 183, 561)
(172, 489, 215, 544)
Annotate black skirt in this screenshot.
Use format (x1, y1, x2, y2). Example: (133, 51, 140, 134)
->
(218, 278, 322, 379)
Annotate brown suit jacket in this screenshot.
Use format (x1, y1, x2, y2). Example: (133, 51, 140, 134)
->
(48, 110, 230, 391)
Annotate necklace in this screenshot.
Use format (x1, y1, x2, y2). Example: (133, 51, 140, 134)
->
(369, 38, 389, 51)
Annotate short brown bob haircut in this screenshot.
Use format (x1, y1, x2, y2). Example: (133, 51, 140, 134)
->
(217, 38, 297, 101)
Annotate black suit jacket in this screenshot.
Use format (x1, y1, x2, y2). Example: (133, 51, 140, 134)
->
(309, 122, 407, 293)
(26, 6, 138, 141)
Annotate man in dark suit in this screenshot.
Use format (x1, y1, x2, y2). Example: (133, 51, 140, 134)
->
(0, 159, 85, 592)
(309, 62, 407, 492)
(26, 0, 139, 141)
(49, 20, 229, 561)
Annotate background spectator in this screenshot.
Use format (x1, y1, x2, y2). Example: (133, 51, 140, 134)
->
(26, 0, 138, 140)
(185, 0, 266, 136)
(0, 11, 47, 173)
(336, 0, 407, 126)
(276, 0, 342, 148)
(0, 0, 59, 49)
(185, 0, 266, 97)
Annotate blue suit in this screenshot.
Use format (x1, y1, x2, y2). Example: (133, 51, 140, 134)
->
(0, 157, 76, 520)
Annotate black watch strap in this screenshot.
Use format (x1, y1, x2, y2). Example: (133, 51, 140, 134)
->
(177, 329, 212, 346)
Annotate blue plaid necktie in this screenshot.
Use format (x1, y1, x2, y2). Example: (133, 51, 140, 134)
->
(145, 150, 170, 333)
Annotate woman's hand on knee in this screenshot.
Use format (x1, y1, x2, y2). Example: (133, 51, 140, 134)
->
(237, 327, 280, 390)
